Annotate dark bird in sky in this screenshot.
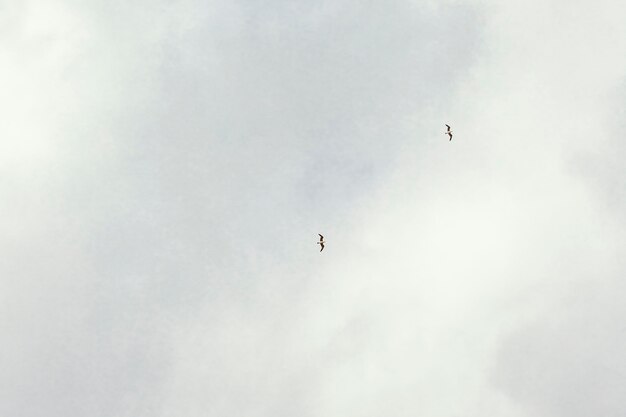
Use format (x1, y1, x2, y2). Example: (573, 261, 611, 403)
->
(317, 234, 325, 252)
(445, 124, 453, 141)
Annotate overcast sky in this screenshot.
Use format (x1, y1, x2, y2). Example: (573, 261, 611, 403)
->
(1, 0, 626, 416)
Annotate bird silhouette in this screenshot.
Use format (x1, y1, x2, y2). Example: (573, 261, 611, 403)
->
(317, 234, 325, 252)
(445, 124, 453, 141)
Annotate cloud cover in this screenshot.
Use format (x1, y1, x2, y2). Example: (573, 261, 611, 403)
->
(1, 0, 625, 416)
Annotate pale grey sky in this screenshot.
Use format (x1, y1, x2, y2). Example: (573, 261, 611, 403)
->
(1, 1, 625, 416)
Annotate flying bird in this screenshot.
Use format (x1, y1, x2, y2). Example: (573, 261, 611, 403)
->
(317, 234, 325, 252)
(445, 124, 453, 141)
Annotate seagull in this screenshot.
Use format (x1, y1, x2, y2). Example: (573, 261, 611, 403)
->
(445, 124, 453, 141)
(317, 234, 325, 252)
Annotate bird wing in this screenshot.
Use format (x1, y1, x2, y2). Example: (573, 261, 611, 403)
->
(320, 242, 324, 252)
(446, 124, 450, 131)
(318, 234, 324, 241)
(448, 132, 453, 140)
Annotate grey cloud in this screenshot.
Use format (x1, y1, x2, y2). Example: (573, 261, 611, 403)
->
(1, 1, 484, 416)
(3, 0, 625, 416)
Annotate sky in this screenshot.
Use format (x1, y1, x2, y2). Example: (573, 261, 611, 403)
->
(1, 0, 625, 416)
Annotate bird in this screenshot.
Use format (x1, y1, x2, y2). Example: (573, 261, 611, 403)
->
(445, 124, 453, 141)
(317, 234, 325, 252)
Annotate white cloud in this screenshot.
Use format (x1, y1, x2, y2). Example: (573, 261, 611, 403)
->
(1, 1, 625, 416)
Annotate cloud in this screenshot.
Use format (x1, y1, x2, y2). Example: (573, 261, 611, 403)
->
(1, 0, 625, 416)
